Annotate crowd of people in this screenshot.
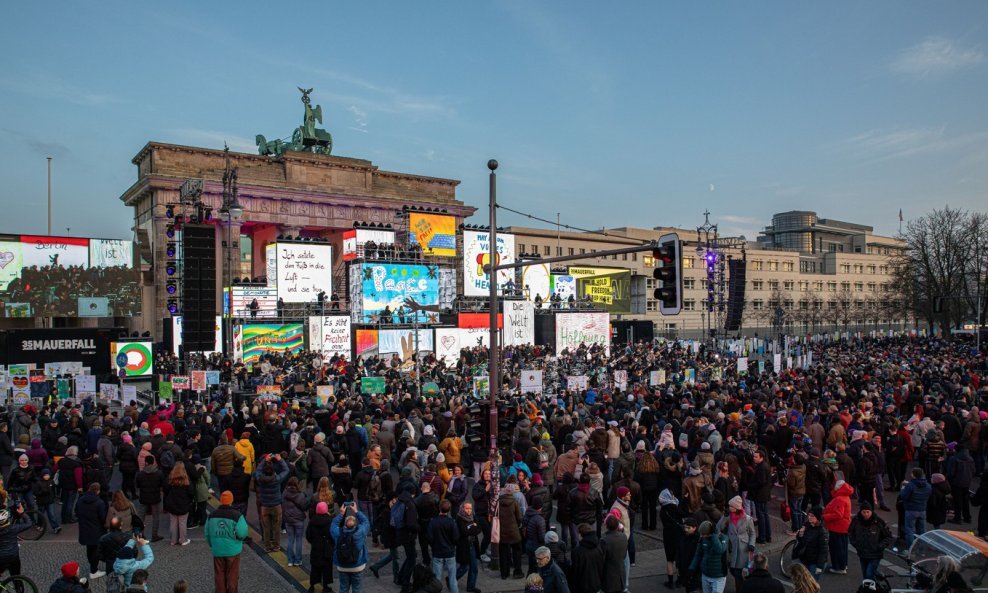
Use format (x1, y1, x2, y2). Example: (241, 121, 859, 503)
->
(0, 334, 985, 593)
(0, 264, 140, 317)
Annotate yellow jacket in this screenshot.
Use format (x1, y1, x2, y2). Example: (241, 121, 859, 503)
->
(235, 438, 255, 474)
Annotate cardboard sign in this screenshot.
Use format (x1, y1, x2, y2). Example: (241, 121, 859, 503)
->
(171, 375, 190, 390)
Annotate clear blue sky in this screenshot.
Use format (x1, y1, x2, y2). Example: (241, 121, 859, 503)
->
(1, 1, 986, 241)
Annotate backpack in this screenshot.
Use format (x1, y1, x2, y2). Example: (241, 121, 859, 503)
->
(390, 500, 406, 529)
(336, 529, 359, 564)
(368, 472, 383, 503)
(538, 449, 549, 470)
(159, 447, 176, 472)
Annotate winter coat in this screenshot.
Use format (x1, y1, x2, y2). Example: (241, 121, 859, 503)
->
(306, 443, 335, 480)
(601, 529, 629, 593)
(946, 448, 977, 488)
(135, 466, 163, 505)
(738, 568, 785, 593)
(793, 523, 829, 567)
(25, 439, 49, 470)
(254, 459, 289, 507)
(823, 481, 854, 534)
(786, 464, 807, 498)
(900, 476, 933, 512)
(690, 533, 729, 579)
(426, 514, 459, 558)
(106, 504, 137, 533)
(205, 505, 248, 558)
(569, 483, 601, 526)
(455, 512, 481, 565)
(163, 481, 195, 516)
(112, 541, 154, 587)
(330, 511, 370, 570)
(927, 481, 952, 526)
(306, 513, 334, 567)
(570, 534, 605, 593)
(718, 512, 757, 569)
(849, 513, 894, 559)
(538, 560, 571, 593)
(235, 439, 255, 474)
(117, 443, 138, 474)
(748, 460, 772, 503)
(32, 477, 56, 505)
(498, 494, 523, 544)
(282, 486, 309, 525)
(76, 491, 108, 545)
(210, 444, 244, 477)
(523, 506, 548, 552)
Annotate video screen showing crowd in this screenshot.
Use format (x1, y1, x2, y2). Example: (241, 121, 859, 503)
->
(10, 333, 988, 593)
(0, 234, 140, 318)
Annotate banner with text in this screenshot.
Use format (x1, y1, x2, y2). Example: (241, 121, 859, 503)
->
(276, 243, 332, 303)
(308, 315, 352, 359)
(462, 230, 516, 296)
(555, 312, 610, 355)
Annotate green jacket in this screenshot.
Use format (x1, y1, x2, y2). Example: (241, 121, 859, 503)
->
(690, 533, 728, 578)
(204, 505, 248, 558)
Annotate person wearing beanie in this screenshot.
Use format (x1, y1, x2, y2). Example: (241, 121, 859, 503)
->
(929, 472, 952, 529)
(50, 562, 87, 593)
(848, 501, 893, 581)
(793, 506, 828, 579)
(205, 490, 248, 593)
(689, 520, 728, 592)
(718, 494, 756, 593)
(306, 500, 335, 593)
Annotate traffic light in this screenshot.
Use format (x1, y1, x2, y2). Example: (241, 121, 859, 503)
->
(653, 233, 682, 315)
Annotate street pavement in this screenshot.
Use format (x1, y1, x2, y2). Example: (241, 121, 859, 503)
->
(15, 469, 966, 593)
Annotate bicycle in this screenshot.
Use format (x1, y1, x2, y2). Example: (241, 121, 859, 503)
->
(8, 499, 46, 542)
(0, 575, 39, 593)
(777, 509, 812, 577)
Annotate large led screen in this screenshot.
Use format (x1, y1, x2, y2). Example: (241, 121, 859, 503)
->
(0, 234, 139, 317)
(567, 266, 632, 314)
(408, 213, 456, 257)
(233, 323, 304, 364)
(359, 262, 440, 323)
(463, 230, 515, 296)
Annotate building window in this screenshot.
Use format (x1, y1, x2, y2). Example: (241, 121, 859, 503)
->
(854, 264, 864, 274)
(814, 282, 823, 292)
(543, 245, 551, 256)
(752, 280, 764, 291)
(841, 282, 851, 291)
(683, 257, 695, 269)
(784, 281, 795, 291)
(568, 247, 574, 256)
(580, 248, 586, 255)
(643, 255, 653, 266)
(768, 261, 778, 271)
(800, 261, 816, 273)
(622, 253, 628, 260)
(557, 247, 563, 256)
(768, 280, 780, 291)
(611, 254, 617, 260)
(646, 301, 658, 312)
(783, 262, 794, 272)
(646, 278, 656, 290)
(752, 300, 764, 311)
(854, 282, 864, 292)
(841, 264, 851, 274)
(828, 282, 837, 292)
(518, 244, 525, 254)
(683, 299, 696, 311)
(798, 281, 809, 292)
(751, 260, 763, 271)
(867, 282, 877, 292)
(867, 265, 876, 274)
(632, 253, 637, 261)
(683, 279, 695, 290)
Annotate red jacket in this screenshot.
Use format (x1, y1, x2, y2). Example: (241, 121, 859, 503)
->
(823, 481, 854, 534)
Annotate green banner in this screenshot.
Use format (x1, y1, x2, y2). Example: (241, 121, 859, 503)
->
(361, 376, 386, 395)
(159, 381, 173, 403)
(57, 378, 72, 400)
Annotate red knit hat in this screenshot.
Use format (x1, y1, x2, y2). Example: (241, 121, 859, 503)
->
(61, 562, 80, 578)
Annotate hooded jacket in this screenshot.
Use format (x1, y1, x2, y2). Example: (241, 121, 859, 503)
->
(254, 459, 289, 507)
(497, 493, 523, 544)
(823, 481, 854, 534)
(112, 541, 154, 586)
(900, 476, 933, 512)
(330, 511, 370, 570)
(570, 533, 605, 593)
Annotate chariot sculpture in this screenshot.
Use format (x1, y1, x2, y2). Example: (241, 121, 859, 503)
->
(256, 87, 334, 156)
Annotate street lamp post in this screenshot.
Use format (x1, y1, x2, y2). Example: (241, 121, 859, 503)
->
(487, 160, 499, 465)
(219, 150, 243, 358)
